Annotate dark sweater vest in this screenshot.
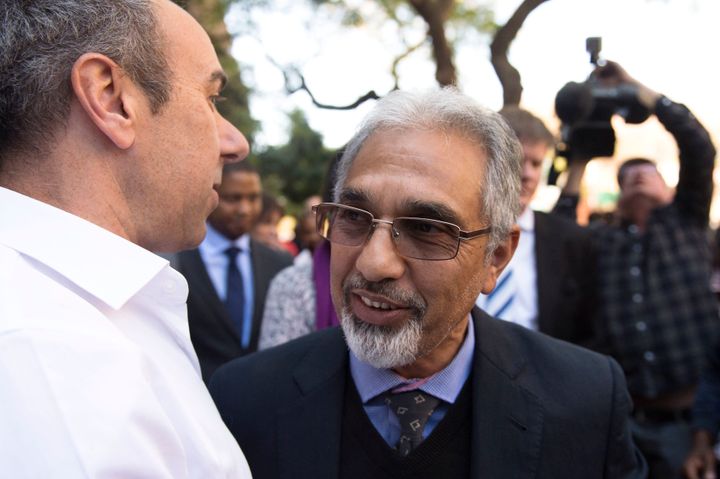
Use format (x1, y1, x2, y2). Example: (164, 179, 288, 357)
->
(338, 375, 472, 478)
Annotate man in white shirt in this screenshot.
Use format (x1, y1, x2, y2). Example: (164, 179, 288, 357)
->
(477, 107, 597, 344)
(0, 1, 252, 477)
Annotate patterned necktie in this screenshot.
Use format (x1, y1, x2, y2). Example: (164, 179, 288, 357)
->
(482, 266, 515, 320)
(384, 390, 441, 456)
(224, 246, 248, 348)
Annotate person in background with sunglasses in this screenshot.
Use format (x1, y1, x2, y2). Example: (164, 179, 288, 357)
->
(209, 88, 646, 479)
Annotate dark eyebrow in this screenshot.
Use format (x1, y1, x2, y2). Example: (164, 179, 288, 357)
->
(337, 188, 371, 205)
(210, 70, 227, 91)
(338, 189, 466, 226)
(402, 200, 464, 226)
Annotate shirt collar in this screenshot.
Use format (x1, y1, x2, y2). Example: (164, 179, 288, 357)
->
(202, 223, 251, 256)
(0, 187, 168, 310)
(517, 207, 535, 232)
(350, 316, 475, 404)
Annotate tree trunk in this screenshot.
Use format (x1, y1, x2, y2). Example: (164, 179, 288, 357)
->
(490, 0, 549, 107)
(408, 0, 457, 87)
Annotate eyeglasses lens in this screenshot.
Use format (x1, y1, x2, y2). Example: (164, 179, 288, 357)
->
(316, 204, 460, 260)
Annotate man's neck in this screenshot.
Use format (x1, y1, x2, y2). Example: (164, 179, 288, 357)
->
(619, 197, 659, 233)
(2, 154, 134, 244)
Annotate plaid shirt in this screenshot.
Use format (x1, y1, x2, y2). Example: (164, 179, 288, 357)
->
(556, 98, 720, 398)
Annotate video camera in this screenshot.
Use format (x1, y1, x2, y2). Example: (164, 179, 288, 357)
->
(554, 37, 651, 159)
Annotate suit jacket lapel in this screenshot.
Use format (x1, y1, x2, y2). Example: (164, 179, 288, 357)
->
(471, 308, 543, 478)
(276, 328, 348, 479)
(181, 249, 239, 342)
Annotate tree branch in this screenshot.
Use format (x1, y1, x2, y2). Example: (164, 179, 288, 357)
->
(490, 0, 549, 106)
(277, 63, 382, 110)
(391, 39, 426, 89)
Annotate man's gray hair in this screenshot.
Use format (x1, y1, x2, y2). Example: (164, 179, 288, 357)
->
(0, 0, 171, 164)
(333, 88, 523, 254)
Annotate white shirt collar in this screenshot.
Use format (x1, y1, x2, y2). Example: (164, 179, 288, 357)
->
(517, 207, 535, 232)
(0, 187, 168, 310)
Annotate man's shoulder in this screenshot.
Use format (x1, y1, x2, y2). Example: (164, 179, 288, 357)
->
(0, 245, 146, 370)
(0, 246, 33, 323)
(268, 261, 313, 290)
(0, 244, 106, 332)
(534, 210, 588, 237)
(211, 327, 344, 387)
(475, 313, 615, 385)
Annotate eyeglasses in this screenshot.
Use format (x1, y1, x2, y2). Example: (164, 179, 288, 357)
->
(312, 202, 492, 261)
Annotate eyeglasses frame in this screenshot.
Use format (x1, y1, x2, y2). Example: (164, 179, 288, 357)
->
(312, 202, 493, 261)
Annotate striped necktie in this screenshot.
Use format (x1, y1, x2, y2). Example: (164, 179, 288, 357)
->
(482, 267, 516, 320)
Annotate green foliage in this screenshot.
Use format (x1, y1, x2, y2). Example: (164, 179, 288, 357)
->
(251, 110, 336, 214)
(453, 3, 497, 33)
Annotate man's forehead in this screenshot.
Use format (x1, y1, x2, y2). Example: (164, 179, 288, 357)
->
(343, 129, 485, 221)
(627, 163, 658, 173)
(155, 0, 222, 77)
(224, 170, 260, 184)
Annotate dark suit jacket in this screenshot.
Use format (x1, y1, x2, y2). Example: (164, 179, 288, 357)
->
(209, 308, 646, 479)
(534, 210, 597, 344)
(175, 239, 292, 381)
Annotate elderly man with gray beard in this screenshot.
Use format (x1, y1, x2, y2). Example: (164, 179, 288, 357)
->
(209, 88, 647, 479)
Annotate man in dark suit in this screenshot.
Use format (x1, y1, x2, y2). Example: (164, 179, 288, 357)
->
(176, 162, 292, 381)
(209, 89, 646, 478)
(476, 107, 596, 344)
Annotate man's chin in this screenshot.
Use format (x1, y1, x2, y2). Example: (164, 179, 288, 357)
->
(340, 311, 421, 370)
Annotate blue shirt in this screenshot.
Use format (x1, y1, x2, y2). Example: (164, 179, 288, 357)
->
(349, 317, 475, 447)
(198, 224, 255, 348)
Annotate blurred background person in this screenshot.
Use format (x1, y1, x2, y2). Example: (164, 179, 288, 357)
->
(174, 162, 292, 380)
(555, 61, 720, 479)
(476, 107, 596, 344)
(258, 155, 340, 349)
(252, 192, 299, 256)
(683, 338, 720, 479)
(293, 196, 324, 266)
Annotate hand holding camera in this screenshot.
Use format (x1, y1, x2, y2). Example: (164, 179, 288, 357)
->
(592, 61, 661, 111)
(554, 38, 658, 159)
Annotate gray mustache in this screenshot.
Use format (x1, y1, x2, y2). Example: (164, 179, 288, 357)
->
(342, 273, 427, 312)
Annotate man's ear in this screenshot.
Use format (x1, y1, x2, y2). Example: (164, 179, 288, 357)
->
(70, 53, 138, 150)
(480, 225, 520, 294)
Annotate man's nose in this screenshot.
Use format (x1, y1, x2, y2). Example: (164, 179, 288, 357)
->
(354, 223, 406, 283)
(234, 200, 252, 216)
(219, 115, 250, 164)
